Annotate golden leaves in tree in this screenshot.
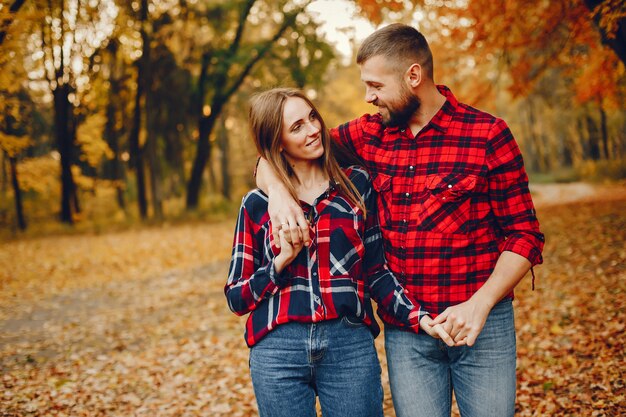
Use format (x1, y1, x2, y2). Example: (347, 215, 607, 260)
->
(75, 113, 114, 168)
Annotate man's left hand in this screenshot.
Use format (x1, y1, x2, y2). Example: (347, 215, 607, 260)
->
(431, 298, 492, 346)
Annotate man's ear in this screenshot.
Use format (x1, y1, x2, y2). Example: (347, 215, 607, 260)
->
(406, 63, 422, 88)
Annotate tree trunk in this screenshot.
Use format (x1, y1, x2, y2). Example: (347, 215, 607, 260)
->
(1, 151, 7, 193)
(598, 101, 609, 159)
(585, 114, 602, 161)
(146, 128, 163, 219)
(104, 79, 126, 210)
(141, 0, 162, 220)
(186, 109, 220, 209)
(129, 80, 148, 218)
(9, 154, 26, 230)
(184, 3, 302, 209)
(129, 39, 148, 218)
(524, 100, 540, 172)
(53, 84, 76, 224)
(104, 40, 126, 210)
(219, 114, 230, 200)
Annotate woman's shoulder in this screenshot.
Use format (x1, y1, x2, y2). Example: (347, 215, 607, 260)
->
(341, 165, 371, 191)
(240, 189, 269, 221)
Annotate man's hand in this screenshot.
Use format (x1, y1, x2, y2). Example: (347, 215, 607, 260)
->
(256, 157, 310, 248)
(430, 298, 492, 346)
(267, 183, 310, 248)
(274, 228, 305, 273)
(419, 315, 455, 346)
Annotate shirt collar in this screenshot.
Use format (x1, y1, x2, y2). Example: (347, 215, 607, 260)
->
(430, 85, 457, 133)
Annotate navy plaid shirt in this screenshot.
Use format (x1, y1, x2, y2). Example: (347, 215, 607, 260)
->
(226, 166, 422, 347)
(332, 86, 545, 326)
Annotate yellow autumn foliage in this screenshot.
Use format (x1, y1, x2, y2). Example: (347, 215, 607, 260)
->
(75, 112, 114, 168)
(16, 156, 59, 194)
(0, 133, 32, 158)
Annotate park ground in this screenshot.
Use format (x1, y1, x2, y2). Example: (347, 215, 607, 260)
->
(1, 182, 625, 416)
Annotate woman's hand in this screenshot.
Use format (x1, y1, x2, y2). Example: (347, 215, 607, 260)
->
(273, 227, 305, 273)
(419, 315, 456, 347)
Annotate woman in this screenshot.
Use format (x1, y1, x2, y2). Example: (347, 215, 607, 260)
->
(225, 88, 422, 417)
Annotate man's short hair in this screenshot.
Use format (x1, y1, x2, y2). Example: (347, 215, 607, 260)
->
(357, 23, 434, 80)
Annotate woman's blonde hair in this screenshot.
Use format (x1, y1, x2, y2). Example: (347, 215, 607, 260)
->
(249, 87, 366, 216)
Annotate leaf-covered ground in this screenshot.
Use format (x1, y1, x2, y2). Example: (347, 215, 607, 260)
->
(1, 184, 625, 416)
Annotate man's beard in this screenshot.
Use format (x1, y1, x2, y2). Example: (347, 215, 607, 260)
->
(381, 88, 421, 127)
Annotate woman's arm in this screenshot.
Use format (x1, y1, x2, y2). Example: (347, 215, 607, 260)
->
(224, 198, 292, 316)
(357, 173, 453, 344)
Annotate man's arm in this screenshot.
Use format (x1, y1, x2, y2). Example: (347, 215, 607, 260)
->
(430, 118, 544, 346)
(430, 251, 530, 346)
(256, 158, 310, 247)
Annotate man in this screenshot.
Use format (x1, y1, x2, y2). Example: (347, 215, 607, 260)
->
(256, 23, 544, 417)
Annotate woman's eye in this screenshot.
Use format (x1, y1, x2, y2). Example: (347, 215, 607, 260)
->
(292, 125, 301, 132)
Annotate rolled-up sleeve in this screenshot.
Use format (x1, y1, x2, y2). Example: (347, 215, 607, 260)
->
(486, 119, 544, 266)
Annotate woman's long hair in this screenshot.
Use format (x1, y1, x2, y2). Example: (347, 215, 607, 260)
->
(249, 88, 366, 216)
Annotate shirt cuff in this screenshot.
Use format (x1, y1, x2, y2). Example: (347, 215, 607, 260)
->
(407, 308, 428, 333)
(501, 237, 543, 266)
(268, 258, 290, 288)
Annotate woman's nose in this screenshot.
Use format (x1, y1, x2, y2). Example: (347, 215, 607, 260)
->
(306, 121, 320, 135)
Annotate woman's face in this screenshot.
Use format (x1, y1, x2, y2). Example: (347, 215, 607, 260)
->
(280, 96, 324, 163)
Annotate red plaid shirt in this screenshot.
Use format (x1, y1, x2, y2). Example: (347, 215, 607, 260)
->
(331, 86, 544, 326)
(226, 166, 422, 347)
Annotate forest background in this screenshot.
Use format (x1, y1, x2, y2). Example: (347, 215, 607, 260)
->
(0, 0, 624, 233)
(0, 0, 625, 416)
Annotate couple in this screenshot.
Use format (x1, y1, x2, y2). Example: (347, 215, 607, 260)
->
(225, 24, 544, 417)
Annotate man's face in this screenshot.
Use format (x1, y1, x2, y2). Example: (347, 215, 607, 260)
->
(359, 55, 421, 127)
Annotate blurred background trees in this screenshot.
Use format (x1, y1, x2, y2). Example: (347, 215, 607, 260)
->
(0, 0, 624, 235)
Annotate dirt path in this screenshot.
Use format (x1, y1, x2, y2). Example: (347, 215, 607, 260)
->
(531, 181, 626, 207)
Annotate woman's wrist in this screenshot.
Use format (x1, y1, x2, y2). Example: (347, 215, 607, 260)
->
(274, 254, 287, 274)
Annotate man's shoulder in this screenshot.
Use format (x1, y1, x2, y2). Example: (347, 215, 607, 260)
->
(452, 102, 514, 144)
(454, 101, 499, 125)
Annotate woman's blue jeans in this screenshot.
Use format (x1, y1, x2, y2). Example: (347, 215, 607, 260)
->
(249, 317, 384, 417)
(385, 299, 517, 417)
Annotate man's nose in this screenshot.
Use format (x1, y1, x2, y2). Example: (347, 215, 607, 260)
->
(365, 89, 377, 103)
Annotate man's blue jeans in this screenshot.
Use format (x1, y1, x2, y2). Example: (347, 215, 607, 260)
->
(249, 317, 384, 417)
(385, 299, 517, 417)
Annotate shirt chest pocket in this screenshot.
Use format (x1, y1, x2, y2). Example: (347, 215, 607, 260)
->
(417, 173, 477, 234)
